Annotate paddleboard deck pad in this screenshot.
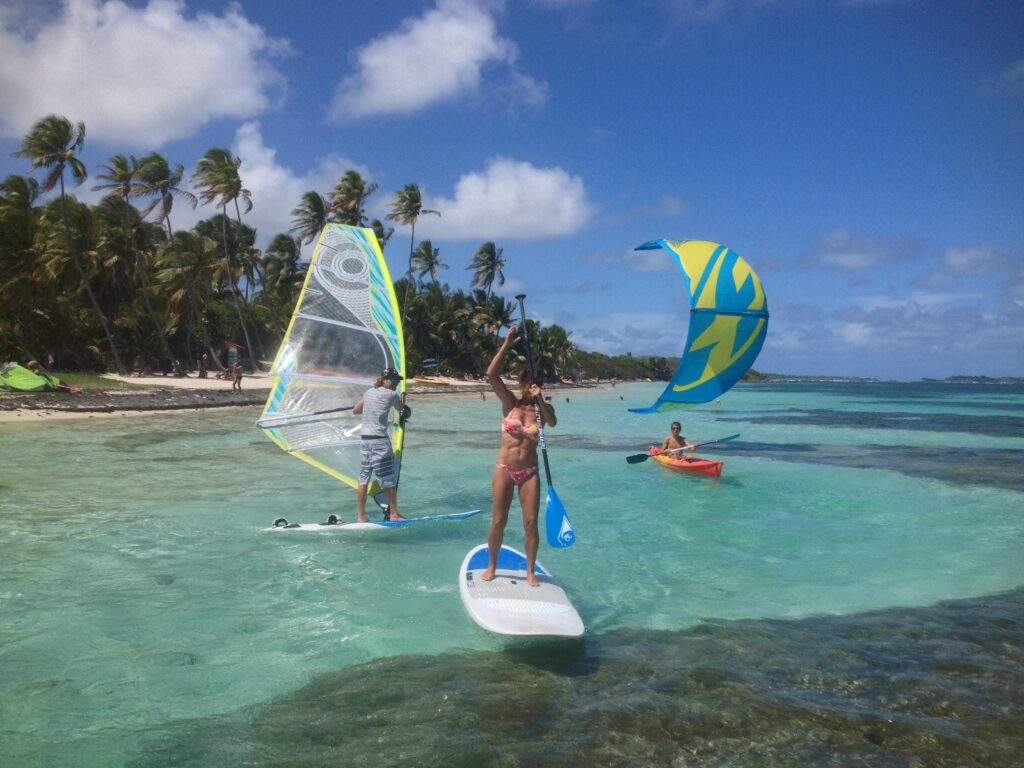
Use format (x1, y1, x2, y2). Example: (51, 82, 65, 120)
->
(459, 543, 584, 637)
(266, 509, 481, 531)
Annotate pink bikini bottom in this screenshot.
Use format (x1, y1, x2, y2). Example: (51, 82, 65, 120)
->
(496, 463, 538, 488)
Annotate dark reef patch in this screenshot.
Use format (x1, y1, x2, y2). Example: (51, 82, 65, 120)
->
(716, 442, 1024, 492)
(133, 589, 1024, 768)
(718, 408, 1024, 438)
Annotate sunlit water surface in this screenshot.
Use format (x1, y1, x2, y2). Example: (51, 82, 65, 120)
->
(2, 382, 1022, 766)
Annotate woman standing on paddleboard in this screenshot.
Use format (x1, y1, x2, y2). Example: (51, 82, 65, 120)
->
(483, 325, 556, 587)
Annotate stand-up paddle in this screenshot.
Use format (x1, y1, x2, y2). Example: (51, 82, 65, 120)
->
(626, 433, 740, 464)
(515, 294, 576, 548)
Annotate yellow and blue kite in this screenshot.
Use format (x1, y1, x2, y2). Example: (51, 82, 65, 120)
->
(630, 239, 769, 413)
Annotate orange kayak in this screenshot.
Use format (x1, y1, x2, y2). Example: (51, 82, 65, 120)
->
(651, 452, 724, 477)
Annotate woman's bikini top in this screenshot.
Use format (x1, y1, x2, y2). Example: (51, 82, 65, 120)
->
(502, 408, 539, 441)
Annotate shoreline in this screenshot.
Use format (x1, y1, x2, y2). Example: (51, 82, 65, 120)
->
(0, 379, 610, 423)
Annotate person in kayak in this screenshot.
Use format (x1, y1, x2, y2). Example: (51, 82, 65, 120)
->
(653, 421, 696, 458)
(352, 367, 411, 523)
(482, 325, 556, 587)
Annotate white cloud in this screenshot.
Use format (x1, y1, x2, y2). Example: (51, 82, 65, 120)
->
(419, 157, 593, 240)
(571, 311, 685, 356)
(493, 276, 526, 298)
(982, 59, 1024, 99)
(331, 0, 544, 119)
(917, 245, 1002, 289)
(838, 321, 872, 347)
(862, 290, 981, 311)
(231, 122, 369, 246)
(1008, 268, 1024, 309)
(623, 248, 673, 271)
(809, 228, 917, 271)
(667, 0, 734, 25)
(531, 0, 595, 7)
(0, 0, 288, 146)
(917, 246, 1003, 290)
(655, 195, 687, 217)
(943, 245, 999, 271)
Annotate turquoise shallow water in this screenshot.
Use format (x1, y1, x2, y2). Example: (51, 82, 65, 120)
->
(2, 382, 1023, 765)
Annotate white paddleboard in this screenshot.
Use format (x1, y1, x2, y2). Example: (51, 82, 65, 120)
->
(459, 543, 584, 637)
(265, 509, 482, 532)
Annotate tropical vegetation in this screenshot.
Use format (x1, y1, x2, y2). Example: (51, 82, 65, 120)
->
(1, 114, 672, 384)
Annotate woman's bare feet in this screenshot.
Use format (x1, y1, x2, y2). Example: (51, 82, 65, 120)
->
(526, 571, 540, 587)
(480, 567, 496, 581)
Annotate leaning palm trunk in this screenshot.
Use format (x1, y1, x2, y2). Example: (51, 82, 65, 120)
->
(188, 289, 223, 370)
(124, 204, 174, 366)
(403, 220, 417, 323)
(137, 260, 174, 367)
(233, 198, 266, 367)
(59, 176, 127, 374)
(219, 208, 258, 370)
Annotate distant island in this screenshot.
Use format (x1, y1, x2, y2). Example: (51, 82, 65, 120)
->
(924, 376, 1024, 385)
(742, 370, 880, 383)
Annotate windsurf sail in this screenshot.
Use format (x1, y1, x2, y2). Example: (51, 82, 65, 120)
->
(630, 239, 768, 413)
(257, 224, 406, 504)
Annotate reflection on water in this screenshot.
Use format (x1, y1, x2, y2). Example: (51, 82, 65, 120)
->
(134, 589, 1024, 768)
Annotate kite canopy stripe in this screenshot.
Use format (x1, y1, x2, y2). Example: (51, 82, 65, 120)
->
(629, 239, 768, 413)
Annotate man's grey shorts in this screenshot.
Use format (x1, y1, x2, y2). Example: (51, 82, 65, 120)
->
(359, 437, 396, 487)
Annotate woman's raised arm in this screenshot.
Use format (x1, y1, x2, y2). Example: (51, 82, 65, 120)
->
(487, 325, 517, 406)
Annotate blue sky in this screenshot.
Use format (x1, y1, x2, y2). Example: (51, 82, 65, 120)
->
(1, 0, 1022, 378)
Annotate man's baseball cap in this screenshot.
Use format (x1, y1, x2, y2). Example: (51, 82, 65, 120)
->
(382, 367, 403, 381)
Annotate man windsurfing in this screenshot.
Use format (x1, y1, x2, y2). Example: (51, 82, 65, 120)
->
(352, 367, 410, 523)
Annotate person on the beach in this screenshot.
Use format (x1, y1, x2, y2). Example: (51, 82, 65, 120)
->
(198, 353, 208, 379)
(231, 362, 242, 391)
(25, 360, 81, 393)
(482, 325, 556, 587)
(652, 421, 695, 457)
(352, 367, 411, 523)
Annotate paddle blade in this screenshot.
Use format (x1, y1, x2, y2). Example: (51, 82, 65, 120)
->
(626, 453, 650, 464)
(545, 486, 575, 548)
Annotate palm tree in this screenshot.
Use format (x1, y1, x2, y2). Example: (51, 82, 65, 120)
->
(13, 115, 127, 373)
(370, 218, 393, 250)
(455, 290, 514, 374)
(290, 190, 328, 246)
(328, 170, 376, 227)
(192, 148, 261, 369)
(135, 153, 197, 238)
(535, 324, 576, 383)
(94, 154, 174, 365)
(386, 183, 440, 292)
(410, 239, 447, 287)
(468, 241, 506, 297)
(259, 240, 305, 341)
(156, 231, 224, 369)
(263, 233, 303, 294)
(0, 175, 42, 361)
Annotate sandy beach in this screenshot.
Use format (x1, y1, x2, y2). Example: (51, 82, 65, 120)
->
(0, 373, 604, 423)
